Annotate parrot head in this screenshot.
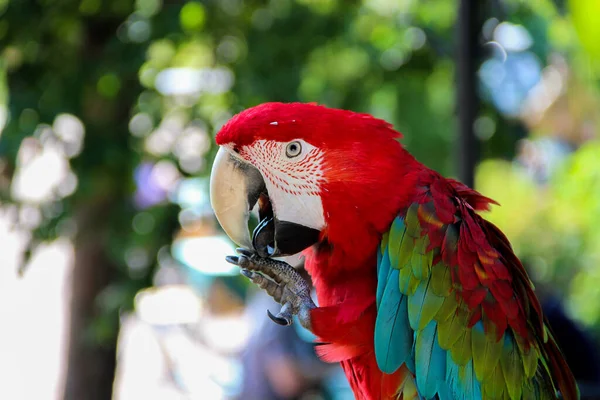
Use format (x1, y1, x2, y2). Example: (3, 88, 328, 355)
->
(210, 102, 419, 268)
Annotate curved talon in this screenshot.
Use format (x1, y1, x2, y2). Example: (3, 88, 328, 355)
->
(230, 254, 257, 271)
(225, 255, 239, 265)
(240, 269, 253, 279)
(267, 309, 291, 326)
(235, 248, 254, 257)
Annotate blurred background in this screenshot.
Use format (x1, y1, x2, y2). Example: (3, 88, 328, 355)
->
(1, 0, 600, 399)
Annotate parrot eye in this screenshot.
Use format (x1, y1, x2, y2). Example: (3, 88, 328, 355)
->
(285, 141, 302, 158)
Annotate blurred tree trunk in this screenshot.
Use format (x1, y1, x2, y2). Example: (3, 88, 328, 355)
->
(63, 200, 119, 400)
(457, 0, 484, 187)
(60, 15, 143, 400)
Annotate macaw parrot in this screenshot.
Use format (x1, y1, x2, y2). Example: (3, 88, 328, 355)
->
(209, 102, 578, 400)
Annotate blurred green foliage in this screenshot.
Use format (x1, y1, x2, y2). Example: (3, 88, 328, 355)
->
(471, 0, 600, 334)
(1, 0, 600, 394)
(0, 0, 466, 355)
(570, 0, 600, 69)
(477, 140, 600, 328)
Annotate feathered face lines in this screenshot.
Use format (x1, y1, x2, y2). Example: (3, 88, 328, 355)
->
(232, 139, 326, 198)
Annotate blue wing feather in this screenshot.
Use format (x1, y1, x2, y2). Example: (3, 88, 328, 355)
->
(375, 239, 413, 374)
(376, 215, 484, 399)
(446, 354, 482, 400)
(376, 245, 391, 308)
(415, 321, 446, 399)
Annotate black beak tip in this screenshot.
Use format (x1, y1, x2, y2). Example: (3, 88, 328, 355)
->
(252, 217, 277, 258)
(272, 220, 321, 257)
(251, 215, 321, 259)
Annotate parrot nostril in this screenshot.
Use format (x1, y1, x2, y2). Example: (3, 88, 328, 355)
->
(233, 146, 240, 154)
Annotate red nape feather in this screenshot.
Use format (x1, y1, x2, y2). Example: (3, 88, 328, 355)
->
(216, 102, 402, 148)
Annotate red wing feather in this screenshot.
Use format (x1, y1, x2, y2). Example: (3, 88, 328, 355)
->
(416, 171, 578, 399)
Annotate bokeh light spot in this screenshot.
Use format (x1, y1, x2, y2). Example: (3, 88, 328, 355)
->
(97, 73, 121, 98)
(132, 212, 156, 235)
(180, 2, 206, 32)
(129, 113, 154, 137)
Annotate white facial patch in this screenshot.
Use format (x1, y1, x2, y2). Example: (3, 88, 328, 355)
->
(241, 139, 326, 231)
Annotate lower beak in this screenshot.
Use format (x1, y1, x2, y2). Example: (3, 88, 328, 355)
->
(209, 147, 320, 258)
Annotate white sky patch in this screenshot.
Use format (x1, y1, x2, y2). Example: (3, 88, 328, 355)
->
(12, 141, 72, 203)
(52, 113, 85, 158)
(493, 22, 533, 52)
(171, 235, 238, 276)
(0, 233, 72, 400)
(155, 67, 234, 97)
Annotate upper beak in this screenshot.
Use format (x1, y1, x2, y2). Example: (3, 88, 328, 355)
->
(210, 147, 320, 258)
(209, 147, 264, 250)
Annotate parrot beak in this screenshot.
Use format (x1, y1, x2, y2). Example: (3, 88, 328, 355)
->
(210, 147, 320, 258)
(210, 147, 264, 250)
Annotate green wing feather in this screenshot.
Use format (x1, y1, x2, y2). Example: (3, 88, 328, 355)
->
(374, 181, 579, 400)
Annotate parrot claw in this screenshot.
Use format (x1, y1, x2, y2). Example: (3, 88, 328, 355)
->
(226, 249, 315, 331)
(267, 307, 292, 326)
(235, 248, 254, 257)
